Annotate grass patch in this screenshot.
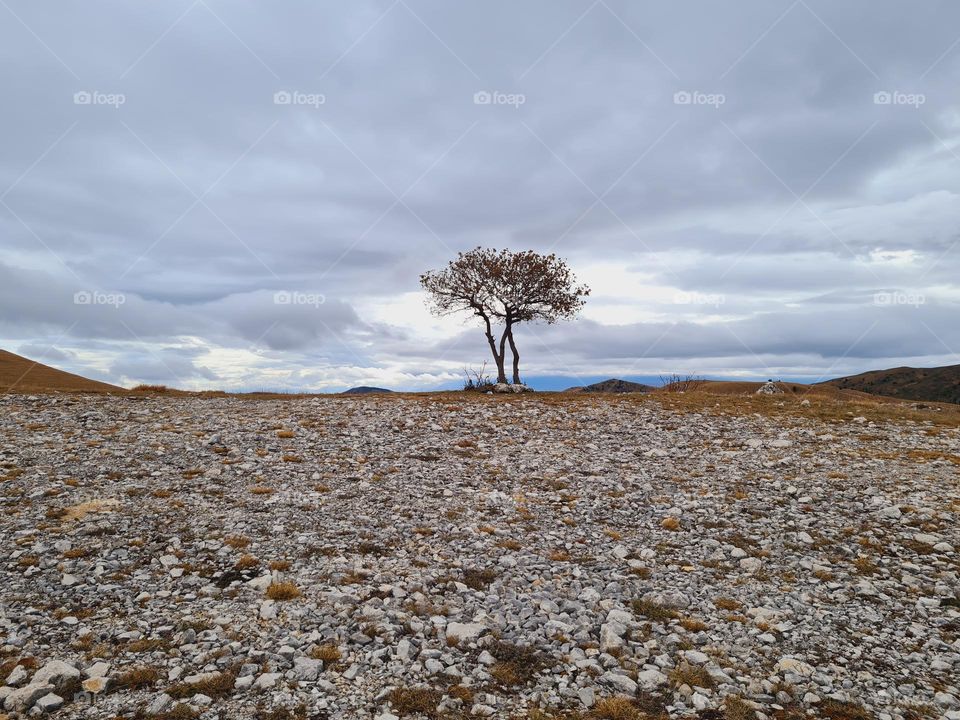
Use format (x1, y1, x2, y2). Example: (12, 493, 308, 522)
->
(388, 686, 442, 717)
(488, 641, 544, 687)
(669, 661, 714, 688)
(167, 670, 236, 699)
(310, 644, 341, 662)
(463, 567, 497, 590)
(592, 697, 643, 720)
(113, 666, 161, 690)
(266, 581, 301, 600)
(631, 598, 678, 622)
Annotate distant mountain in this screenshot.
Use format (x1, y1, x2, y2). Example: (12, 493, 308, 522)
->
(819, 364, 960, 405)
(342, 386, 393, 395)
(0, 349, 122, 394)
(569, 378, 655, 394)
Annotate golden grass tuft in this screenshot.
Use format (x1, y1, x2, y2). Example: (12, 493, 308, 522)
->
(266, 581, 301, 600)
(661, 516, 681, 531)
(167, 670, 236, 699)
(113, 666, 161, 690)
(310, 644, 342, 662)
(592, 697, 642, 720)
(388, 686, 442, 717)
(234, 554, 259, 570)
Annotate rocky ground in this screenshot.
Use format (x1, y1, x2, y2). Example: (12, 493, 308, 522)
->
(0, 392, 958, 720)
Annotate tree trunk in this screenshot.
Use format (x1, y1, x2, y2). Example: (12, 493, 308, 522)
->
(482, 313, 507, 383)
(506, 324, 521, 384)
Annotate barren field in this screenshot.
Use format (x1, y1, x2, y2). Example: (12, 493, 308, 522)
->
(1, 393, 958, 720)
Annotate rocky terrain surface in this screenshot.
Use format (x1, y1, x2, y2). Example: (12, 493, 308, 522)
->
(0, 393, 958, 720)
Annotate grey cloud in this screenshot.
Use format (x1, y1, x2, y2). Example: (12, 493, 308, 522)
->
(1, 1, 959, 388)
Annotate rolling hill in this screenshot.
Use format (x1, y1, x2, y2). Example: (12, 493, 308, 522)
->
(0, 349, 122, 394)
(819, 364, 960, 405)
(567, 378, 655, 393)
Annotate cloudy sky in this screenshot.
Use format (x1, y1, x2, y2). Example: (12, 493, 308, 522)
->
(2, 1, 959, 391)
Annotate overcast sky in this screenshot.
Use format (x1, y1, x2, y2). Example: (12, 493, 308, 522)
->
(2, 1, 959, 391)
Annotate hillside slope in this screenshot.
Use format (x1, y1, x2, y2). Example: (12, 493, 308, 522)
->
(0, 349, 122, 394)
(819, 364, 960, 405)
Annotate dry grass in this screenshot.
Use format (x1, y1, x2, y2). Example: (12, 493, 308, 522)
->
(276, 430, 295, 438)
(591, 697, 642, 720)
(234, 554, 259, 570)
(679, 617, 710, 632)
(488, 641, 544, 687)
(388, 686, 442, 717)
(266, 581, 301, 600)
(167, 670, 236, 699)
(250, 485, 275, 495)
(113, 666, 161, 690)
(310, 644, 341, 662)
(714, 597, 742, 611)
(268, 559, 292, 571)
(661, 516, 681, 531)
(224, 535, 251, 549)
(462, 567, 497, 590)
(669, 661, 714, 688)
(724, 695, 756, 720)
(631, 598, 678, 622)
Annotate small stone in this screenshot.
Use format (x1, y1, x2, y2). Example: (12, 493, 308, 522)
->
(600, 671, 637, 694)
(35, 693, 64, 712)
(293, 658, 322, 682)
(636, 669, 669, 691)
(84, 662, 110, 679)
(446, 622, 487, 643)
(146, 693, 172, 715)
(32, 660, 80, 691)
(253, 673, 281, 690)
(578, 687, 595, 708)
(776, 657, 815, 676)
(5, 665, 29, 687)
(82, 677, 109, 694)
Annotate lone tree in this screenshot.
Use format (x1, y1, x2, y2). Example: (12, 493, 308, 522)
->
(420, 248, 589, 385)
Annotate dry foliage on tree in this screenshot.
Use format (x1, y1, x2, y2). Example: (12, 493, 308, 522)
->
(420, 248, 589, 385)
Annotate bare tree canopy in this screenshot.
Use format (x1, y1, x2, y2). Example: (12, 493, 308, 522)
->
(420, 248, 590, 385)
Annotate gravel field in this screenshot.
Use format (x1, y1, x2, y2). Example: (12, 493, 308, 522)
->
(0, 393, 958, 720)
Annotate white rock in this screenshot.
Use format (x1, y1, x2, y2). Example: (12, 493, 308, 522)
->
(636, 669, 669, 691)
(446, 622, 487, 642)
